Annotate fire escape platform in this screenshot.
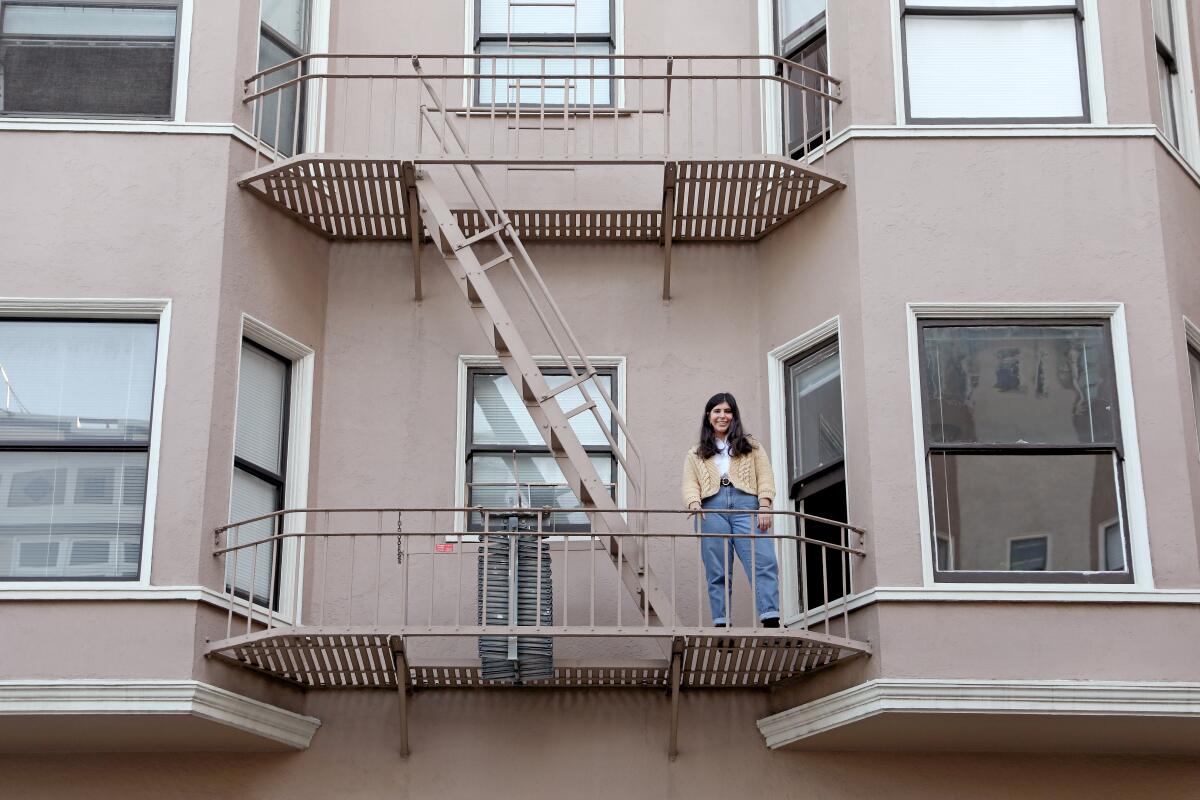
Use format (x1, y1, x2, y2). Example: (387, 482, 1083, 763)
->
(237, 154, 843, 243)
(208, 629, 867, 691)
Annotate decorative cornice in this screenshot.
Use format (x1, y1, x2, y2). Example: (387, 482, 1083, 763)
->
(0, 680, 320, 750)
(758, 678, 1200, 750)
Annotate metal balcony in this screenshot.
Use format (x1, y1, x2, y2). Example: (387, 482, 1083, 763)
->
(208, 506, 868, 755)
(239, 53, 845, 295)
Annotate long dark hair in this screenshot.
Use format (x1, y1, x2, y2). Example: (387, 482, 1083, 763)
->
(697, 392, 754, 459)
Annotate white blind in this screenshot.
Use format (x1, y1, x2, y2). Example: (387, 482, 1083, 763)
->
(2, 5, 177, 37)
(227, 469, 277, 603)
(908, 0, 1072, 7)
(473, 373, 612, 446)
(905, 14, 1084, 120)
(479, 0, 610, 36)
(235, 343, 287, 475)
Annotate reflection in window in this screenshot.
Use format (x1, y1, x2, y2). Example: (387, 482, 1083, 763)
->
(257, 0, 311, 156)
(0, 320, 156, 580)
(919, 321, 1130, 581)
(775, 0, 827, 157)
(1152, 0, 1183, 148)
(467, 368, 616, 531)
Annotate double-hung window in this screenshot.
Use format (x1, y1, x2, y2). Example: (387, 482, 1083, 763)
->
(918, 320, 1132, 582)
(784, 338, 849, 608)
(257, 0, 310, 156)
(1152, 0, 1184, 149)
(774, 0, 828, 157)
(901, 1, 1089, 124)
(0, 319, 157, 580)
(227, 340, 290, 608)
(473, 0, 615, 107)
(466, 367, 616, 533)
(0, 0, 181, 118)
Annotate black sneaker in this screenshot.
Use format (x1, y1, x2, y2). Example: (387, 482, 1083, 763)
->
(761, 617, 780, 628)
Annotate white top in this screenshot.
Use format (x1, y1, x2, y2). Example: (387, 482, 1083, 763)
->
(713, 437, 731, 478)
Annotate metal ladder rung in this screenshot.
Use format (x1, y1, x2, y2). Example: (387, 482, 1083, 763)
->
(563, 400, 597, 419)
(455, 221, 508, 251)
(478, 253, 514, 272)
(540, 368, 597, 402)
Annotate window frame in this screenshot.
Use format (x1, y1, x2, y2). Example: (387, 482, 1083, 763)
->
(464, 363, 618, 534)
(915, 315, 1134, 584)
(773, 0, 829, 157)
(898, 0, 1092, 125)
(469, 0, 618, 109)
(0, 299, 169, 589)
(783, 336, 844, 502)
(255, 0, 311, 156)
(0, 0, 186, 121)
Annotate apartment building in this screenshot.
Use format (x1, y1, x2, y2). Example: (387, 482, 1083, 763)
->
(2, 0, 1200, 796)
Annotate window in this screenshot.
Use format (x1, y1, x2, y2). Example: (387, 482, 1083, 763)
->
(918, 320, 1132, 582)
(784, 339, 849, 608)
(1189, 345, 1200, 455)
(1152, 0, 1184, 148)
(0, 319, 157, 580)
(775, 0, 827, 156)
(0, 1, 181, 118)
(256, 0, 310, 156)
(472, 0, 615, 107)
(227, 340, 290, 608)
(901, 0, 1089, 123)
(466, 366, 616, 532)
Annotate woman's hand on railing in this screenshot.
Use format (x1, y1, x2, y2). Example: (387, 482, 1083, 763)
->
(686, 501, 703, 522)
(757, 504, 773, 532)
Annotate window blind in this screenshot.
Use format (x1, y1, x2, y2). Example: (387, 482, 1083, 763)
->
(227, 469, 277, 603)
(235, 343, 287, 475)
(905, 14, 1084, 120)
(479, 0, 610, 36)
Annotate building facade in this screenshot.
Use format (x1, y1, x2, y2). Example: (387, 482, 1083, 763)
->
(3, 0, 1200, 796)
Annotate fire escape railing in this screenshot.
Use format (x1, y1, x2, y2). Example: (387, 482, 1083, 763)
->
(242, 53, 842, 167)
(210, 506, 867, 650)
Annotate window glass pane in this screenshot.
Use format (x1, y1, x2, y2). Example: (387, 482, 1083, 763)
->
(908, 0, 1071, 7)
(778, 0, 824, 39)
(1158, 54, 1180, 146)
(1152, 0, 1174, 44)
(784, 35, 828, 155)
(235, 343, 288, 476)
(477, 41, 612, 106)
(227, 468, 277, 605)
(473, 372, 613, 446)
(1191, 350, 1200, 454)
(2, 4, 177, 37)
(905, 15, 1084, 120)
(0, 451, 146, 579)
(922, 325, 1116, 446)
(0, 321, 156, 443)
(479, 0, 610, 36)
(1102, 520, 1124, 570)
(261, 0, 308, 48)
(787, 344, 843, 481)
(256, 34, 303, 155)
(929, 453, 1125, 573)
(469, 453, 612, 528)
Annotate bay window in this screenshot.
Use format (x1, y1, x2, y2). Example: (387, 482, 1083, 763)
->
(919, 320, 1132, 582)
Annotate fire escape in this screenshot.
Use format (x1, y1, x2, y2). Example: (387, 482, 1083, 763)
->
(211, 51, 866, 757)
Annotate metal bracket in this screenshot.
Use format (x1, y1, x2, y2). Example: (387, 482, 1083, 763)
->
(661, 161, 677, 301)
(668, 636, 685, 760)
(389, 635, 411, 757)
(401, 161, 422, 301)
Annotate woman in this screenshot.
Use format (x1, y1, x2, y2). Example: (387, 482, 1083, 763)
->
(681, 392, 780, 628)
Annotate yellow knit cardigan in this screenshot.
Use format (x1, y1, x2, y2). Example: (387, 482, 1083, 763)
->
(681, 437, 777, 508)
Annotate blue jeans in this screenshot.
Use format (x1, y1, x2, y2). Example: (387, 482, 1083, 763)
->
(699, 485, 780, 625)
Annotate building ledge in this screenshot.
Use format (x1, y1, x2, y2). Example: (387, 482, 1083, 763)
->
(758, 679, 1200, 754)
(0, 679, 320, 752)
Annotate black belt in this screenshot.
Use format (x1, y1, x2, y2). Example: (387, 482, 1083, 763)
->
(720, 476, 732, 486)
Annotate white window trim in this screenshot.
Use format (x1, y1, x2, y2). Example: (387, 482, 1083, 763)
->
(906, 301, 1153, 590)
(766, 316, 846, 622)
(757, 0, 784, 156)
(454, 354, 627, 535)
(0, 297, 170, 590)
(889, 0, 1109, 126)
(229, 314, 315, 625)
(1156, 0, 1200, 163)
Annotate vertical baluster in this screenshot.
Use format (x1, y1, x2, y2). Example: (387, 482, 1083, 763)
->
(821, 534, 830, 636)
(588, 57, 596, 157)
(616, 534, 623, 629)
(349, 516, 358, 625)
(637, 57, 644, 157)
(711, 77, 717, 156)
(695, 513, 703, 627)
(482, 511, 490, 629)
(390, 58, 399, 153)
(750, 514, 758, 630)
(464, 57, 473, 157)
(536, 512, 544, 631)
(292, 63, 303, 157)
(273, 82, 284, 160)
(252, 86, 262, 170)
(455, 510, 464, 630)
(589, 515, 596, 628)
(267, 516, 278, 629)
(247, 541, 258, 636)
(687, 59, 693, 158)
(799, 516, 808, 626)
(400, 511, 408, 627)
(800, 71, 809, 160)
(736, 58, 744, 154)
(490, 56, 498, 156)
(612, 53, 619, 157)
(539, 56, 546, 158)
(366, 75, 374, 156)
(670, 520, 677, 631)
(226, 525, 237, 639)
(375, 512, 383, 626)
(340, 58, 350, 154)
(320, 512, 330, 626)
(293, 517, 304, 625)
(561, 512, 568, 628)
(428, 530, 435, 630)
(441, 57, 449, 154)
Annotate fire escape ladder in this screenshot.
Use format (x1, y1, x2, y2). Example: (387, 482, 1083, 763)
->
(408, 59, 674, 627)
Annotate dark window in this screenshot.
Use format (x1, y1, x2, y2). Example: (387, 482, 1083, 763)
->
(0, 1, 180, 118)
(227, 340, 290, 609)
(473, 0, 614, 107)
(918, 320, 1132, 582)
(775, 0, 827, 158)
(466, 367, 616, 532)
(1152, 0, 1182, 147)
(0, 319, 158, 580)
(901, 0, 1089, 124)
(784, 338, 849, 609)
(256, 0, 310, 156)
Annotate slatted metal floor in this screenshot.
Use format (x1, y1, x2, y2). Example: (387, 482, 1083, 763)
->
(208, 632, 859, 690)
(238, 156, 843, 243)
